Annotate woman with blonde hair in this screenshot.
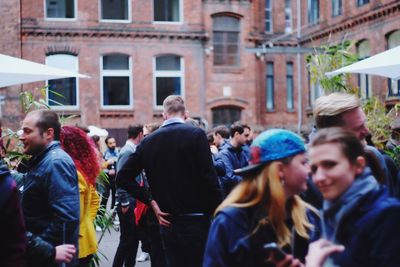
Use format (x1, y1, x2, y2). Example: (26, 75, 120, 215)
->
(203, 129, 318, 267)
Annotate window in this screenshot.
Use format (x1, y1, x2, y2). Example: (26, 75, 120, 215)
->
(154, 55, 183, 107)
(308, 0, 319, 25)
(154, 0, 181, 22)
(286, 62, 294, 111)
(213, 16, 240, 66)
(332, 0, 342, 17)
(357, 40, 371, 99)
(387, 30, 400, 96)
(284, 0, 292, 33)
(266, 62, 274, 111)
(357, 0, 369, 6)
(46, 54, 78, 108)
(45, 0, 75, 19)
(100, 0, 130, 21)
(265, 0, 273, 33)
(212, 106, 241, 127)
(308, 71, 322, 108)
(101, 54, 132, 107)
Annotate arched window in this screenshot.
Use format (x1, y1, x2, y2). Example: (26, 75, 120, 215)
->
(387, 30, 400, 96)
(46, 54, 78, 108)
(154, 55, 184, 107)
(101, 54, 132, 107)
(213, 16, 240, 66)
(357, 40, 371, 99)
(212, 106, 241, 127)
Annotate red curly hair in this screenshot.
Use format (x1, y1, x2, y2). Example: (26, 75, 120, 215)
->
(60, 126, 101, 186)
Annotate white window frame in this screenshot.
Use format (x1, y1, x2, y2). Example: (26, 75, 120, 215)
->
(388, 30, 400, 97)
(331, 0, 342, 17)
(308, 0, 319, 25)
(100, 55, 133, 109)
(153, 56, 185, 109)
(99, 0, 131, 23)
(265, 0, 273, 33)
(44, 0, 77, 21)
(284, 0, 292, 33)
(357, 40, 371, 100)
(45, 54, 79, 110)
(153, 0, 183, 24)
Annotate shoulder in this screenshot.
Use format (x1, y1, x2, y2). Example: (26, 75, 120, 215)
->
(215, 206, 251, 229)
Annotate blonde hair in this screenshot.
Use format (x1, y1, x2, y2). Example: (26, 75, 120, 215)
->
(215, 162, 315, 247)
(314, 93, 360, 129)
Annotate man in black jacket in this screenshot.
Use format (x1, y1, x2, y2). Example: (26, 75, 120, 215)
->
(117, 95, 222, 267)
(20, 109, 79, 267)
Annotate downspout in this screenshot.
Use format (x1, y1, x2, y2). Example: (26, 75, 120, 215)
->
(296, 0, 302, 134)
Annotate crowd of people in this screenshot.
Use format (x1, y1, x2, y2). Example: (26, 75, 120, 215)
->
(2, 92, 400, 267)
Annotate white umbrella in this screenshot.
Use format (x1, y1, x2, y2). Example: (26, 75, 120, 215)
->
(0, 53, 89, 88)
(325, 45, 400, 79)
(88, 125, 108, 137)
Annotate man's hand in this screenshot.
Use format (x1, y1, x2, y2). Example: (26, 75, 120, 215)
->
(55, 244, 76, 263)
(150, 200, 171, 227)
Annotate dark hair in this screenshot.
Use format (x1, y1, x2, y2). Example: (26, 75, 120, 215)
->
(214, 125, 230, 139)
(243, 124, 251, 131)
(310, 127, 365, 164)
(60, 126, 100, 186)
(207, 131, 214, 145)
(31, 109, 61, 140)
(230, 123, 245, 138)
(105, 136, 115, 145)
(315, 114, 345, 129)
(128, 124, 143, 139)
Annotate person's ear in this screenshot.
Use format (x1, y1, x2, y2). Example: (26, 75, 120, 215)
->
(162, 112, 167, 120)
(276, 162, 285, 180)
(44, 128, 54, 141)
(355, 156, 366, 175)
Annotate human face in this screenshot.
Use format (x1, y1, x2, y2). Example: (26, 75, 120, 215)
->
(309, 143, 363, 201)
(20, 114, 49, 155)
(342, 107, 370, 141)
(106, 138, 116, 150)
(243, 128, 252, 145)
(281, 153, 309, 198)
(213, 133, 223, 147)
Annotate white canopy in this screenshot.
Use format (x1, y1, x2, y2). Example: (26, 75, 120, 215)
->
(0, 53, 89, 88)
(325, 45, 400, 79)
(88, 125, 109, 137)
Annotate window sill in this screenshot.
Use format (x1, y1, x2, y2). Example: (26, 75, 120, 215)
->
(213, 66, 244, 74)
(100, 110, 134, 118)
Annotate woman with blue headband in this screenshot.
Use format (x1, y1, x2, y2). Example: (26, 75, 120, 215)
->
(203, 129, 319, 267)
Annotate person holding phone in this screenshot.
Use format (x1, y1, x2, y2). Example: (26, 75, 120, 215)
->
(203, 129, 319, 267)
(308, 128, 400, 267)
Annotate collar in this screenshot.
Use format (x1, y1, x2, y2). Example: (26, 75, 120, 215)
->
(161, 117, 185, 127)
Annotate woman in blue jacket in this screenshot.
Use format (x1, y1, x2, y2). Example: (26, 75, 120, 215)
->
(203, 129, 318, 267)
(308, 127, 400, 267)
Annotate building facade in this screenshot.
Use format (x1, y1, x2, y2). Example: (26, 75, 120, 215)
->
(0, 0, 399, 142)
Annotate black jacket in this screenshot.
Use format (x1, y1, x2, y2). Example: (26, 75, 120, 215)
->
(117, 121, 222, 215)
(22, 142, 80, 267)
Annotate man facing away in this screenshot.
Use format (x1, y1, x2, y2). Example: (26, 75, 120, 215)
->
(19, 109, 80, 266)
(116, 95, 222, 267)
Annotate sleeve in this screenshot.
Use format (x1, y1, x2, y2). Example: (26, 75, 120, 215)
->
(116, 144, 153, 205)
(217, 151, 243, 194)
(203, 213, 231, 267)
(365, 205, 400, 267)
(195, 129, 223, 213)
(26, 231, 55, 263)
(89, 185, 100, 222)
(41, 159, 80, 247)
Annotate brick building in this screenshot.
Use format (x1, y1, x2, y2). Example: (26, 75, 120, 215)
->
(0, 0, 399, 143)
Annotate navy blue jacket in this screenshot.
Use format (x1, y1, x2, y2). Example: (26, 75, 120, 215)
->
(203, 205, 319, 267)
(22, 142, 80, 267)
(217, 143, 249, 197)
(323, 187, 400, 267)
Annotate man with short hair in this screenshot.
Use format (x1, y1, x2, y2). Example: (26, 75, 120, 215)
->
(102, 136, 119, 210)
(213, 125, 230, 151)
(313, 92, 399, 197)
(117, 95, 222, 267)
(113, 124, 143, 267)
(218, 123, 249, 197)
(20, 109, 79, 266)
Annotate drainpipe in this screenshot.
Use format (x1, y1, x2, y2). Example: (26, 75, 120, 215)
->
(296, 0, 302, 134)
